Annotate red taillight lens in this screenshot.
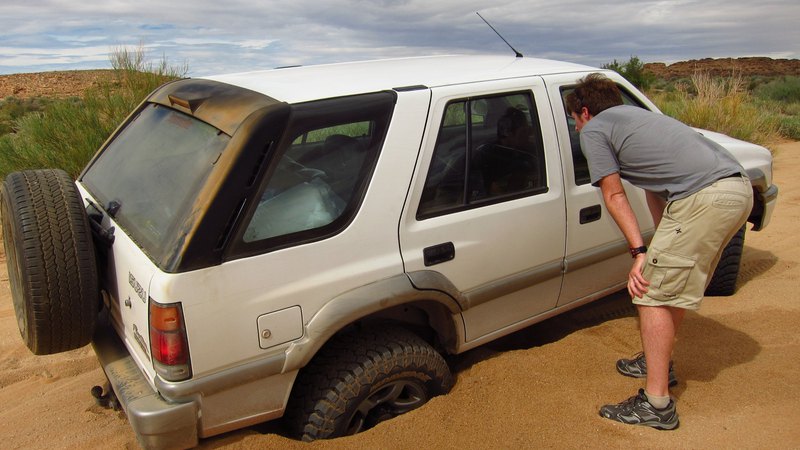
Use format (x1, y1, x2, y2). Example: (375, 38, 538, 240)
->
(149, 300, 191, 380)
(151, 329, 188, 365)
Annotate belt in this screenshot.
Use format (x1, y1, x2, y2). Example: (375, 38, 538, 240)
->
(715, 173, 743, 182)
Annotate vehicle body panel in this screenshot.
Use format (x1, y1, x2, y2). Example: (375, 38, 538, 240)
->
(74, 55, 777, 448)
(542, 71, 657, 306)
(399, 78, 567, 342)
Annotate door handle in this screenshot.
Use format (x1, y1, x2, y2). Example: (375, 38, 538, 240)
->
(579, 205, 602, 224)
(423, 242, 455, 266)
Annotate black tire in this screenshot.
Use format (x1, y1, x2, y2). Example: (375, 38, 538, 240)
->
(1, 169, 99, 355)
(285, 326, 453, 441)
(705, 225, 746, 297)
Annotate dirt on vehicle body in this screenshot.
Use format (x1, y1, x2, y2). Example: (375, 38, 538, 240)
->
(1, 55, 777, 449)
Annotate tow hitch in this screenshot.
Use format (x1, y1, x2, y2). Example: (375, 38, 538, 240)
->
(91, 384, 120, 410)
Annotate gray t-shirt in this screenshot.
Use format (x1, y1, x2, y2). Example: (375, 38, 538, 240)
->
(579, 105, 744, 201)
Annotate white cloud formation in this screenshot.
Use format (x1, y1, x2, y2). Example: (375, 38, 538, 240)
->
(0, 0, 798, 75)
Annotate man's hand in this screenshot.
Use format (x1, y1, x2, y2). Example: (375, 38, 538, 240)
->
(628, 253, 650, 298)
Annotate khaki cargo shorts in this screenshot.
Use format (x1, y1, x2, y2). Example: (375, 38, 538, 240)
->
(635, 175, 754, 310)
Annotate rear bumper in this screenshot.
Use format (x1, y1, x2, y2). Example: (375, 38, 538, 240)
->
(93, 315, 298, 448)
(93, 321, 199, 450)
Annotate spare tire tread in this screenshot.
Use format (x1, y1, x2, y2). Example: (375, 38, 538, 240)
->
(2, 169, 98, 355)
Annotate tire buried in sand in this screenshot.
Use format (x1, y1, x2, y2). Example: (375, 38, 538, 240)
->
(1, 169, 99, 355)
(705, 225, 746, 297)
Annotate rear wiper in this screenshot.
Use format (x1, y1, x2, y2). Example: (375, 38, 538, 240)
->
(107, 200, 121, 218)
(86, 199, 116, 247)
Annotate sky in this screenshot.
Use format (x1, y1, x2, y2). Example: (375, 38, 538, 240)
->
(1, 0, 799, 76)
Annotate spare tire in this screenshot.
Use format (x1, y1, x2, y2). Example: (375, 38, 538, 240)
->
(1, 169, 99, 355)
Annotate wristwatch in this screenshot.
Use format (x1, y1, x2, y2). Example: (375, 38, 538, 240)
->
(629, 245, 648, 258)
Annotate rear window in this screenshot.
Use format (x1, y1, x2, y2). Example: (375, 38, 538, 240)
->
(82, 103, 229, 260)
(230, 91, 396, 258)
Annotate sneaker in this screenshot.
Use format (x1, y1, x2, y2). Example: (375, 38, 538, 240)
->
(616, 352, 678, 387)
(599, 389, 680, 430)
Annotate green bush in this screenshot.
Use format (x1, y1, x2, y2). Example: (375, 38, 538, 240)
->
(648, 72, 782, 146)
(749, 77, 800, 140)
(0, 97, 52, 136)
(0, 46, 186, 179)
(0, 98, 101, 177)
(778, 114, 800, 140)
(603, 56, 656, 90)
(754, 76, 800, 103)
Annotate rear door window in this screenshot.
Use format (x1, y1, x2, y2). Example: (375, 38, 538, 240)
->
(417, 91, 547, 219)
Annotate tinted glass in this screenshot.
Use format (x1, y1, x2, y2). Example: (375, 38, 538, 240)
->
(83, 104, 229, 258)
(237, 92, 395, 250)
(243, 121, 372, 242)
(562, 86, 646, 185)
(418, 91, 547, 218)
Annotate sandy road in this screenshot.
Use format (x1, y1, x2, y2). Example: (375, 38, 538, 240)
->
(0, 142, 798, 449)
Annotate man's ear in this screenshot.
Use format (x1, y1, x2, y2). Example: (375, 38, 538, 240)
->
(581, 107, 593, 121)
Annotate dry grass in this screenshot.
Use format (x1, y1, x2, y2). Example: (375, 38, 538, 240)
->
(649, 72, 782, 147)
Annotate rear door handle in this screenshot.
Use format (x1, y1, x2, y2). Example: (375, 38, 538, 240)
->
(423, 242, 455, 266)
(580, 205, 602, 224)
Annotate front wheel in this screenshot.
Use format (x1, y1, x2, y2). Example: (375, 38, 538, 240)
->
(285, 326, 453, 441)
(705, 225, 746, 296)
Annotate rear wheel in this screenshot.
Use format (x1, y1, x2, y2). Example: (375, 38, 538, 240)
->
(705, 225, 746, 296)
(285, 326, 453, 441)
(1, 169, 99, 355)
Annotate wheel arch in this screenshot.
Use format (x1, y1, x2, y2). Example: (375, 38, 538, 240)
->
(283, 274, 463, 371)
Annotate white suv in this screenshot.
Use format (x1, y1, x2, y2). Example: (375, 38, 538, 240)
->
(1, 55, 777, 449)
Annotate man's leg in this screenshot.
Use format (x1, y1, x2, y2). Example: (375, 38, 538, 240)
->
(638, 305, 685, 397)
(598, 305, 682, 430)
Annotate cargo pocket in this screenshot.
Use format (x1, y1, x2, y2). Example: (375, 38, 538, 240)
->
(644, 249, 696, 301)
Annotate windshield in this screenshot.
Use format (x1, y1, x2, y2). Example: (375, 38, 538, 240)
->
(82, 103, 230, 261)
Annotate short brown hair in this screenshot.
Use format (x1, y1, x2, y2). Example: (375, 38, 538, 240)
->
(565, 73, 623, 117)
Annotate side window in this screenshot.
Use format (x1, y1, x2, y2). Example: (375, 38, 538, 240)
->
(239, 92, 393, 246)
(417, 91, 547, 219)
(561, 86, 647, 185)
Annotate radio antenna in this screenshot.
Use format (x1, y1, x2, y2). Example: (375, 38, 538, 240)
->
(476, 12, 523, 58)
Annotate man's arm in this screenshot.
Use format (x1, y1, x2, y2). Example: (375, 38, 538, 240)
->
(597, 173, 650, 298)
(598, 173, 645, 248)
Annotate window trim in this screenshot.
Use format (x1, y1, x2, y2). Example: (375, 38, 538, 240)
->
(560, 84, 650, 186)
(226, 91, 396, 260)
(416, 89, 549, 220)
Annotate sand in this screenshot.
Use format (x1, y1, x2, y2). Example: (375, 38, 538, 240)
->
(1, 142, 798, 449)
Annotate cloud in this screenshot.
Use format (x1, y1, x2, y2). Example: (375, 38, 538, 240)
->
(0, 45, 111, 68)
(0, 0, 798, 75)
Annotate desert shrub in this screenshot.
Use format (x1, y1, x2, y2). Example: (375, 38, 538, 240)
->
(603, 56, 656, 90)
(649, 72, 781, 146)
(754, 76, 800, 103)
(749, 77, 800, 140)
(777, 114, 800, 140)
(0, 97, 52, 136)
(0, 46, 186, 179)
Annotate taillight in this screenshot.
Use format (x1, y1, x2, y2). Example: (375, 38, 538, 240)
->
(149, 299, 192, 381)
